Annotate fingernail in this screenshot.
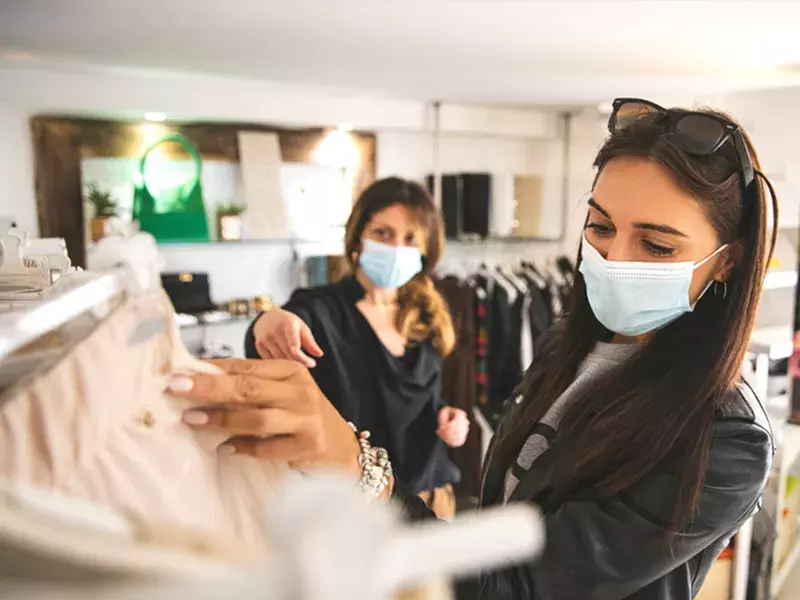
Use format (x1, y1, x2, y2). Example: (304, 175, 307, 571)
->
(167, 375, 194, 393)
(182, 410, 209, 426)
(218, 443, 237, 456)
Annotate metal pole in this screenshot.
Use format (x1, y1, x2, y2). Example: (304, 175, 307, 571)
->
(432, 101, 442, 208)
(558, 111, 572, 243)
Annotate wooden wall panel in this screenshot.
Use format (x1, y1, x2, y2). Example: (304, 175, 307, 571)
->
(31, 117, 377, 266)
(31, 119, 87, 269)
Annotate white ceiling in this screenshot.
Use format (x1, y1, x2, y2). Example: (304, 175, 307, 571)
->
(3, 0, 800, 106)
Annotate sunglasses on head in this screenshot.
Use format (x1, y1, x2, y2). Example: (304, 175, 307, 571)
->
(608, 98, 755, 188)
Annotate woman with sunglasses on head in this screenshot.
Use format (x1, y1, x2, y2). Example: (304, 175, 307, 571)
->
(172, 99, 776, 600)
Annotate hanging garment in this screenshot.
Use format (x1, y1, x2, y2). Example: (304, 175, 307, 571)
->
(0, 289, 290, 553)
(486, 281, 512, 420)
(525, 282, 553, 365)
(474, 281, 490, 406)
(131, 134, 210, 243)
(0, 477, 256, 582)
(520, 293, 534, 371)
(496, 280, 526, 405)
(435, 276, 482, 500)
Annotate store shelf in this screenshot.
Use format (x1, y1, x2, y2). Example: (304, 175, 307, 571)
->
(447, 236, 562, 244)
(158, 237, 339, 248)
(176, 313, 253, 331)
(764, 270, 798, 291)
(749, 326, 793, 360)
(783, 424, 800, 478)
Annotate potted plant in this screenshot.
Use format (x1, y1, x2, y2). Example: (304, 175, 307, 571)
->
(216, 203, 246, 241)
(85, 182, 119, 242)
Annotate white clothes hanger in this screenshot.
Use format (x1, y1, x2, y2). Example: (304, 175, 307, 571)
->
(521, 262, 547, 289)
(0, 230, 53, 295)
(0, 225, 76, 304)
(498, 263, 527, 294)
(0, 233, 164, 363)
(0, 474, 543, 600)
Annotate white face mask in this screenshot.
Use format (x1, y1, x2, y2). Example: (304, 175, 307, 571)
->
(359, 239, 423, 290)
(578, 236, 728, 337)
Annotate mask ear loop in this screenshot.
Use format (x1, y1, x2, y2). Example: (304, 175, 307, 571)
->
(693, 243, 729, 271)
(691, 244, 730, 308)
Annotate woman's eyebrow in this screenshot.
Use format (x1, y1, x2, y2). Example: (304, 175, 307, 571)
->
(589, 198, 688, 237)
(633, 222, 688, 237)
(588, 198, 610, 218)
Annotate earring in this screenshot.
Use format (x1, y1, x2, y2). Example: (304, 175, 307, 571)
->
(713, 281, 728, 299)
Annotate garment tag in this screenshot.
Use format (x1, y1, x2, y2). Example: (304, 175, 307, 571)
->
(128, 316, 166, 346)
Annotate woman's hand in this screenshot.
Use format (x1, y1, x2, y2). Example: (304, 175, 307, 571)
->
(437, 406, 470, 448)
(253, 309, 324, 368)
(169, 359, 359, 476)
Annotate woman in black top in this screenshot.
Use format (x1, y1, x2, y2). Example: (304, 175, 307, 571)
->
(244, 177, 469, 493)
(175, 100, 776, 599)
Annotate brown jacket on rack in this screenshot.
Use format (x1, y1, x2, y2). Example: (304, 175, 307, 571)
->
(435, 276, 482, 500)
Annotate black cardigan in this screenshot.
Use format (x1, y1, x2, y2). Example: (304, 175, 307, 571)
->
(245, 277, 459, 493)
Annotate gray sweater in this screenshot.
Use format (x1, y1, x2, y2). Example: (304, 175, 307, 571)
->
(503, 342, 640, 501)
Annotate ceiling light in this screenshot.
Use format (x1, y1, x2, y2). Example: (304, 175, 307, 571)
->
(337, 122, 354, 132)
(315, 129, 359, 169)
(144, 112, 168, 122)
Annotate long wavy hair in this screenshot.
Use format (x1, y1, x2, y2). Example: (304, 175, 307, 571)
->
(345, 177, 455, 357)
(494, 108, 777, 532)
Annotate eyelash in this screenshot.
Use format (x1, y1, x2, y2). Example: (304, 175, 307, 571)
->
(584, 223, 676, 258)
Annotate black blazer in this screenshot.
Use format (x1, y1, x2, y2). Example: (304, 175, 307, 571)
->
(397, 331, 773, 600)
(245, 277, 460, 493)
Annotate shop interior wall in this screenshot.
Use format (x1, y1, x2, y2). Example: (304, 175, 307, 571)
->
(7, 65, 797, 351)
(710, 88, 800, 331)
(0, 65, 608, 293)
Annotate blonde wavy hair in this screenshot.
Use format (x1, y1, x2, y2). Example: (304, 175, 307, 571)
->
(345, 177, 455, 357)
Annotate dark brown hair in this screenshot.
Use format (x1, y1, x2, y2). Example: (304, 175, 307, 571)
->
(344, 177, 455, 356)
(495, 108, 777, 532)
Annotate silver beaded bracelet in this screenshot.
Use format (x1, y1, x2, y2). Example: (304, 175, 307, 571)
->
(348, 422, 392, 500)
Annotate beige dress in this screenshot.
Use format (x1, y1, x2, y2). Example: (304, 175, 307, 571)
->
(0, 290, 290, 556)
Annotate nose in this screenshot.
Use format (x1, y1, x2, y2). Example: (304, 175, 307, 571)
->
(604, 236, 637, 262)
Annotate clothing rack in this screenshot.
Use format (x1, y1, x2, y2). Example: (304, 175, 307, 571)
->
(0, 273, 120, 363)
(0, 232, 163, 364)
(435, 254, 574, 501)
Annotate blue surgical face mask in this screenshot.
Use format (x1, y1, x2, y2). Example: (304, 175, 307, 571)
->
(578, 235, 728, 337)
(359, 239, 423, 290)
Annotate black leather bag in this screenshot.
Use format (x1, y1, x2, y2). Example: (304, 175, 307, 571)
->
(161, 273, 217, 315)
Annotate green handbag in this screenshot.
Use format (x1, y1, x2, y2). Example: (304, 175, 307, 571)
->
(132, 133, 210, 243)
